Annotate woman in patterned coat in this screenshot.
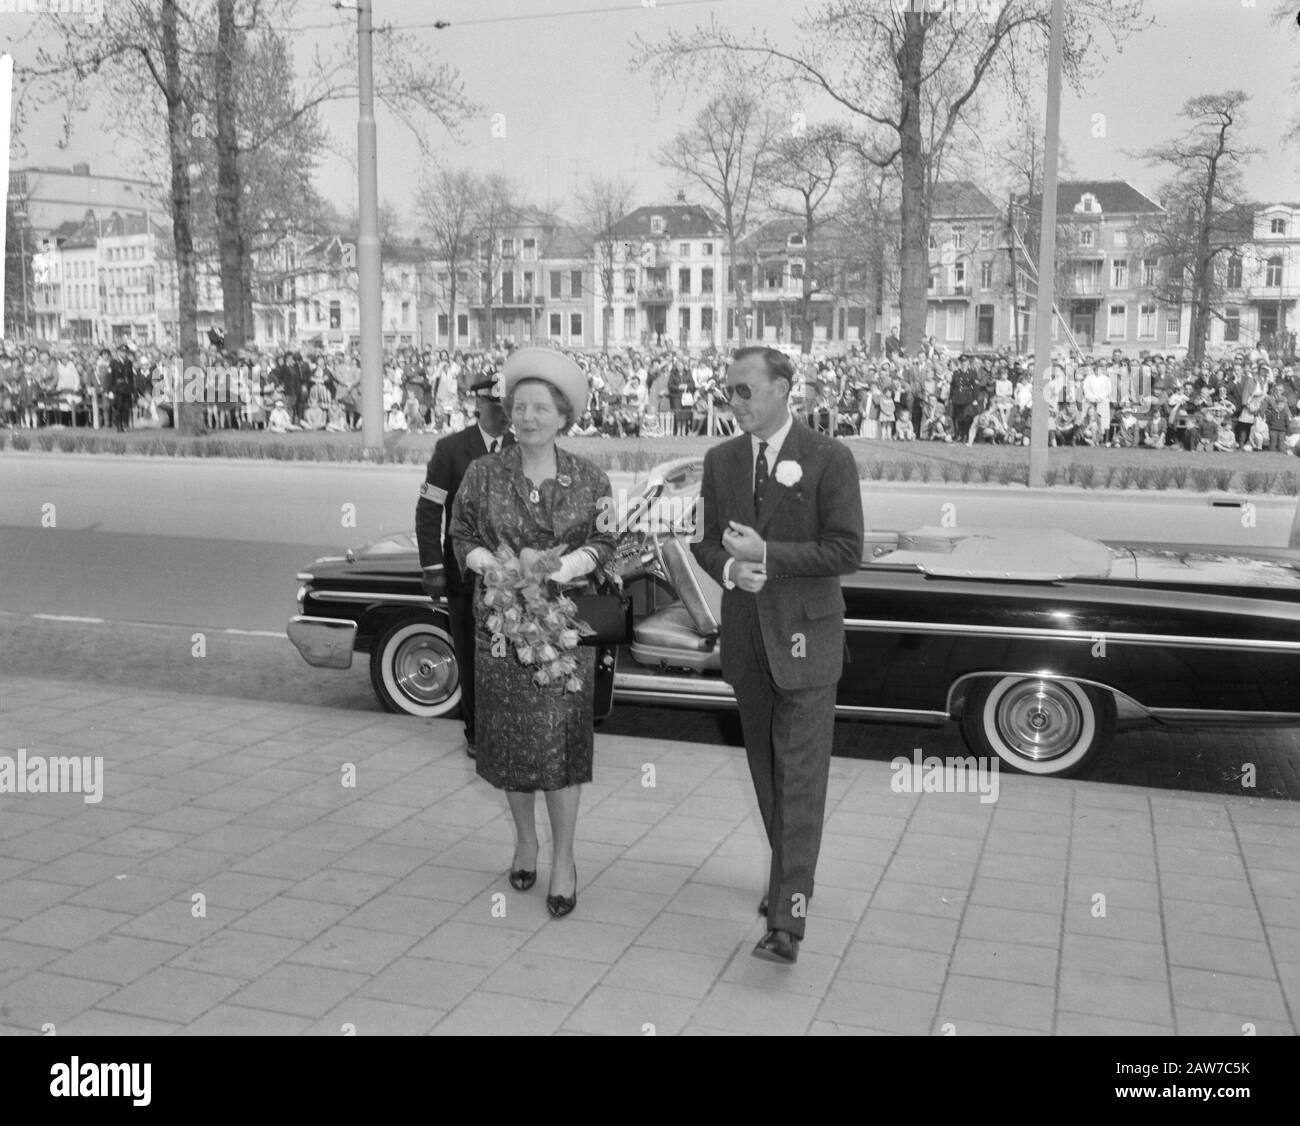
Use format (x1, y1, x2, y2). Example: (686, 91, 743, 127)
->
(450, 347, 615, 918)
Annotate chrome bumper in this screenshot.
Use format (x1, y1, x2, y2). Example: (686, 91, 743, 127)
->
(287, 615, 357, 669)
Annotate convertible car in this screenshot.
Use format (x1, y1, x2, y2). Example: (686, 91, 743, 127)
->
(288, 457, 1300, 778)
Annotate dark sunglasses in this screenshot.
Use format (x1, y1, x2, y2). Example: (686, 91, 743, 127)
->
(723, 382, 759, 401)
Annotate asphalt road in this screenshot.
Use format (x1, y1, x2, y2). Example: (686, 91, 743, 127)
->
(2, 454, 1298, 799)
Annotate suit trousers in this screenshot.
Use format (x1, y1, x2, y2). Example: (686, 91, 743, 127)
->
(448, 588, 477, 739)
(729, 598, 836, 940)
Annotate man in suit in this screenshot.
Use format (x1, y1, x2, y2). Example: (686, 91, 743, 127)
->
(108, 343, 136, 431)
(693, 346, 864, 964)
(415, 376, 513, 757)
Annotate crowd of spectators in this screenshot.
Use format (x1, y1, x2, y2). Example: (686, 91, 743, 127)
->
(3, 334, 1299, 456)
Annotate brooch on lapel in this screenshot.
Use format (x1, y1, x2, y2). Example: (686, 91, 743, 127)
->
(557, 474, 572, 487)
(774, 460, 803, 487)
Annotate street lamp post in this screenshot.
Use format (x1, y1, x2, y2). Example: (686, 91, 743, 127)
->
(357, 0, 383, 454)
(1029, 0, 1065, 488)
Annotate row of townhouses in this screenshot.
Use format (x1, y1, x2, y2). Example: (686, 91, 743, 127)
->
(9, 163, 1299, 358)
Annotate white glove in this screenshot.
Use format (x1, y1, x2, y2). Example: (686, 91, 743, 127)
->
(465, 547, 496, 574)
(547, 549, 596, 585)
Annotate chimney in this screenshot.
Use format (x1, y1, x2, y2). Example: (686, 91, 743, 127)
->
(676, 189, 686, 204)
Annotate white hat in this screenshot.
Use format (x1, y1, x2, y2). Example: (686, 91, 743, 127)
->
(501, 346, 589, 415)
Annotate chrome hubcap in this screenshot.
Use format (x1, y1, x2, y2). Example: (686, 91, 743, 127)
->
(393, 634, 456, 706)
(995, 680, 1083, 762)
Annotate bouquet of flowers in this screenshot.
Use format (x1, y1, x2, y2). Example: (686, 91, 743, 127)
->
(480, 544, 587, 692)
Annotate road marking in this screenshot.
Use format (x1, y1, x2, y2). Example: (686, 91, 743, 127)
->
(32, 613, 105, 624)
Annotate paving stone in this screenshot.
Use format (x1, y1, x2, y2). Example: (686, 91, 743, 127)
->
(938, 974, 1055, 1032)
(229, 897, 351, 942)
(232, 963, 369, 1019)
(304, 997, 443, 1037)
(99, 966, 243, 1024)
(179, 1005, 313, 1035)
(47, 935, 186, 987)
(1060, 933, 1169, 982)
(950, 938, 1058, 987)
(563, 985, 698, 1036)
(430, 991, 570, 1036)
(4, 905, 134, 950)
(601, 945, 727, 1000)
(816, 978, 939, 1034)
(362, 956, 491, 1011)
(479, 951, 607, 1006)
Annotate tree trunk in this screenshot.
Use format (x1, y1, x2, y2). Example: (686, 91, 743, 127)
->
(448, 277, 457, 349)
(729, 231, 746, 348)
(1189, 154, 1220, 365)
(800, 207, 815, 355)
(163, 0, 204, 435)
(897, 15, 928, 357)
(214, 0, 246, 353)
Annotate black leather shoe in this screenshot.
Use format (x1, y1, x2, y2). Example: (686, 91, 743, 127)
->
(509, 842, 537, 891)
(546, 864, 577, 918)
(759, 896, 768, 917)
(752, 929, 799, 965)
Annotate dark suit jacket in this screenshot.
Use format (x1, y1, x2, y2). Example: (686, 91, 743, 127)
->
(693, 418, 864, 690)
(415, 425, 515, 593)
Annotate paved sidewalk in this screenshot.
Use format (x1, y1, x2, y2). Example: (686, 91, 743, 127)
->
(0, 675, 1297, 1036)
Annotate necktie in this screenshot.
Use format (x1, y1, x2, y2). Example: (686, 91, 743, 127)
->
(754, 440, 769, 513)
(489, 439, 498, 453)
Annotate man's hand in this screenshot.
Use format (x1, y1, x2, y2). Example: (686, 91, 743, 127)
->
(421, 570, 445, 599)
(722, 521, 765, 563)
(732, 560, 767, 593)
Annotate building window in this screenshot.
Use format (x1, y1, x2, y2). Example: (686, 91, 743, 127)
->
(501, 272, 514, 304)
(1108, 303, 1126, 338)
(951, 226, 965, 250)
(679, 242, 690, 257)
(549, 312, 562, 337)
(1079, 193, 1099, 213)
(523, 271, 534, 300)
(679, 267, 691, 295)
(679, 307, 691, 336)
(522, 237, 537, 261)
(457, 313, 469, 338)
(401, 300, 410, 326)
(928, 230, 938, 251)
(549, 271, 562, 299)
(927, 270, 938, 291)
(624, 269, 635, 295)
(765, 268, 781, 289)
(1143, 258, 1157, 287)
(979, 226, 994, 250)
(1114, 229, 1128, 247)
(569, 312, 582, 339)
(953, 261, 966, 290)
(1224, 306, 1240, 342)
(1112, 259, 1128, 288)
(789, 262, 804, 282)
(701, 267, 714, 292)
(946, 305, 964, 341)
(1226, 255, 1243, 288)
(437, 314, 448, 337)
(702, 242, 713, 256)
(1138, 304, 1156, 338)
(1166, 315, 1179, 338)
(701, 307, 714, 336)
(1270, 217, 1286, 235)
(624, 308, 636, 339)
(570, 270, 582, 298)
(977, 304, 994, 345)
(329, 300, 341, 329)
(1266, 256, 1284, 287)
(650, 216, 664, 234)
(980, 260, 993, 289)
(501, 237, 514, 258)
(1079, 228, 1094, 248)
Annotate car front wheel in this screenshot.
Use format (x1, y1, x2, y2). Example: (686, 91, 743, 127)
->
(960, 676, 1116, 778)
(369, 617, 462, 718)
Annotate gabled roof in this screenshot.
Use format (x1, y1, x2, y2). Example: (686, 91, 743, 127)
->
(611, 203, 724, 240)
(542, 224, 594, 259)
(931, 180, 1000, 219)
(1023, 180, 1163, 216)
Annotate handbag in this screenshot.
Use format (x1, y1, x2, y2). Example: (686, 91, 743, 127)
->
(569, 576, 632, 646)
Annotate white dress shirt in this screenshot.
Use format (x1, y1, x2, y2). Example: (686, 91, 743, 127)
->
(723, 411, 794, 586)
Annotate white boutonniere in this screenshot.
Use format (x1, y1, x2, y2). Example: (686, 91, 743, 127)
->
(774, 460, 802, 488)
(557, 473, 572, 487)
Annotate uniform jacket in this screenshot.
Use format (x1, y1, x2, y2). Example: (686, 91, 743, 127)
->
(693, 419, 864, 690)
(415, 424, 515, 593)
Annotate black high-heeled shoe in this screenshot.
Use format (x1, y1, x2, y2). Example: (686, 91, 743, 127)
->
(508, 843, 538, 891)
(546, 864, 577, 918)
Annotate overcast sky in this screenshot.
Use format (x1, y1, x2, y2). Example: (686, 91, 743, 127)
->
(7, 0, 1299, 222)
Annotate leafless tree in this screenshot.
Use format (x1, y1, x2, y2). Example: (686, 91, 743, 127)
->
(575, 174, 634, 352)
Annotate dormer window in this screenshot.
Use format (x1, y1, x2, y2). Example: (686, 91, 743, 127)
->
(1078, 193, 1099, 213)
(650, 215, 664, 234)
(788, 233, 805, 248)
(1270, 217, 1287, 235)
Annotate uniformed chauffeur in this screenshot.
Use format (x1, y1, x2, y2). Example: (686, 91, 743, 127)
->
(415, 375, 513, 756)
